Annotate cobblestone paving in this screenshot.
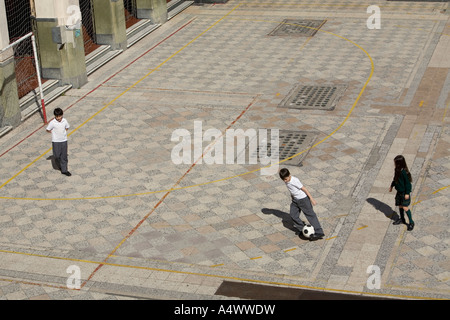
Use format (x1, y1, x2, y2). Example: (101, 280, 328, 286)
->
(0, 0, 448, 300)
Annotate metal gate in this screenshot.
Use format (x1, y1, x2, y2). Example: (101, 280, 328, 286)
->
(4, 0, 41, 99)
(124, 0, 140, 28)
(79, 0, 100, 56)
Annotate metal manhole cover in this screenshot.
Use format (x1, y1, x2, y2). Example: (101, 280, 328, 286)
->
(280, 85, 347, 111)
(236, 130, 318, 167)
(268, 19, 326, 37)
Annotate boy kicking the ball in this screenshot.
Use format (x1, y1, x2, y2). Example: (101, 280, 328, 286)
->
(279, 168, 325, 241)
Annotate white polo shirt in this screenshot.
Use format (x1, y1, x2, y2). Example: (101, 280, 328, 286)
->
(46, 118, 70, 142)
(285, 176, 307, 200)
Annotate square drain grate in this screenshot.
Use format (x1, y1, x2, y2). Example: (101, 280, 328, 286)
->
(280, 84, 347, 111)
(268, 19, 326, 37)
(237, 130, 318, 167)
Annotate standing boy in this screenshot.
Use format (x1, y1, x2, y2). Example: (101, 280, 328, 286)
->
(46, 108, 71, 176)
(279, 168, 324, 240)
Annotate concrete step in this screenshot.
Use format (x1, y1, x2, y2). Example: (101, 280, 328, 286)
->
(85, 45, 111, 66)
(125, 0, 194, 48)
(86, 46, 123, 76)
(20, 83, 72, 121)
(0, 125, 13, 139)
(126, 19, 161, 48)
(168, 0, 194, 20)
(13, 1, 193, 127)
(19, 79, 59, 112)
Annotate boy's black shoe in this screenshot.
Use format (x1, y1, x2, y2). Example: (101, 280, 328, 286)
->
(393, 218, 406, 225)
(62, 171, 72, 176)
(407, 222, 415, 231)
(309, 233, 325, 241)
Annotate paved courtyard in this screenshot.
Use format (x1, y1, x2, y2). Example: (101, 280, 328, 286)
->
(0, 0, 449, 301)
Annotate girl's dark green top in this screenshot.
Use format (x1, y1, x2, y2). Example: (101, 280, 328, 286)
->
(391, 169, 412, 194)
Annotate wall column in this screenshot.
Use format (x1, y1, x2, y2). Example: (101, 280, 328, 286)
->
(0, 0, 21, 128)
(92, 0, 127, 50)
(135, 0, 167, 24)
(33, 0, 87, 88)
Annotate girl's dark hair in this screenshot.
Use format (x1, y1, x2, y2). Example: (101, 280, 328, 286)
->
(279, 168, 290, 180)
(394, 155, 412, 183)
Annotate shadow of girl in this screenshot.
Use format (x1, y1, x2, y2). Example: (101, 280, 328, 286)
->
(366, 198, 399, 221)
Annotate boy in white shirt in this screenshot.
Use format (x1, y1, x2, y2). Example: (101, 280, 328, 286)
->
(46, 108, 71, 176)
(279, 168, 324, 240)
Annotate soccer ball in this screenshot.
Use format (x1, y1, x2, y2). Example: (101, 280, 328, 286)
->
(302, 224, 315, 238)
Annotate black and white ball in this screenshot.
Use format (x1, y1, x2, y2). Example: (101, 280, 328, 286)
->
(302, 224, 315, 238)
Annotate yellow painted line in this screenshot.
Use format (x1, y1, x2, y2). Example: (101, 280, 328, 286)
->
(0, 149, 52, 191)
(386, 101, 448, 287)
(419, 100, 424, 107)
(210, 263, 224, 268)
(0, 3, 446, 301)
(0, 16, 375, 201)
(326, 236, 337, 241)
(413, 185, 448, 206)
(385, 283, 450, 295)
(357, 225, 368, 231)
(0, 5, 240, 192)
(394, 25, 428, 32)
(443, 101, 449, 122)
(240, 2, 435, 9)
(0, 248, 444, 300)
(432, 185, 449, 194)
(250, 256, 262, 260)
(284, 248, 297, 253)
(411, 102, 449, 204)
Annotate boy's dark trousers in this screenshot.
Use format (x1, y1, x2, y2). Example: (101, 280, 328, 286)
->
(52, 141, 68, 173)
(290, 197, 324, 235)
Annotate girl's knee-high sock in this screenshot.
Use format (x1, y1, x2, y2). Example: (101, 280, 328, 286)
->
(399, 208, 406, 223)
(406, 210, 414, 224)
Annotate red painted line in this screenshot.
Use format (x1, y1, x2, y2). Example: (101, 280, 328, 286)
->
(0, 18, 196, 159)
(0, 277, 70, 291)
(82, 97, 258, 287)
(0, 124, 45, 159)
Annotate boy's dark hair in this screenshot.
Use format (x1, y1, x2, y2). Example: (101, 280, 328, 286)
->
(54, 108, 63, 117)
(279, 168, 290, 180)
